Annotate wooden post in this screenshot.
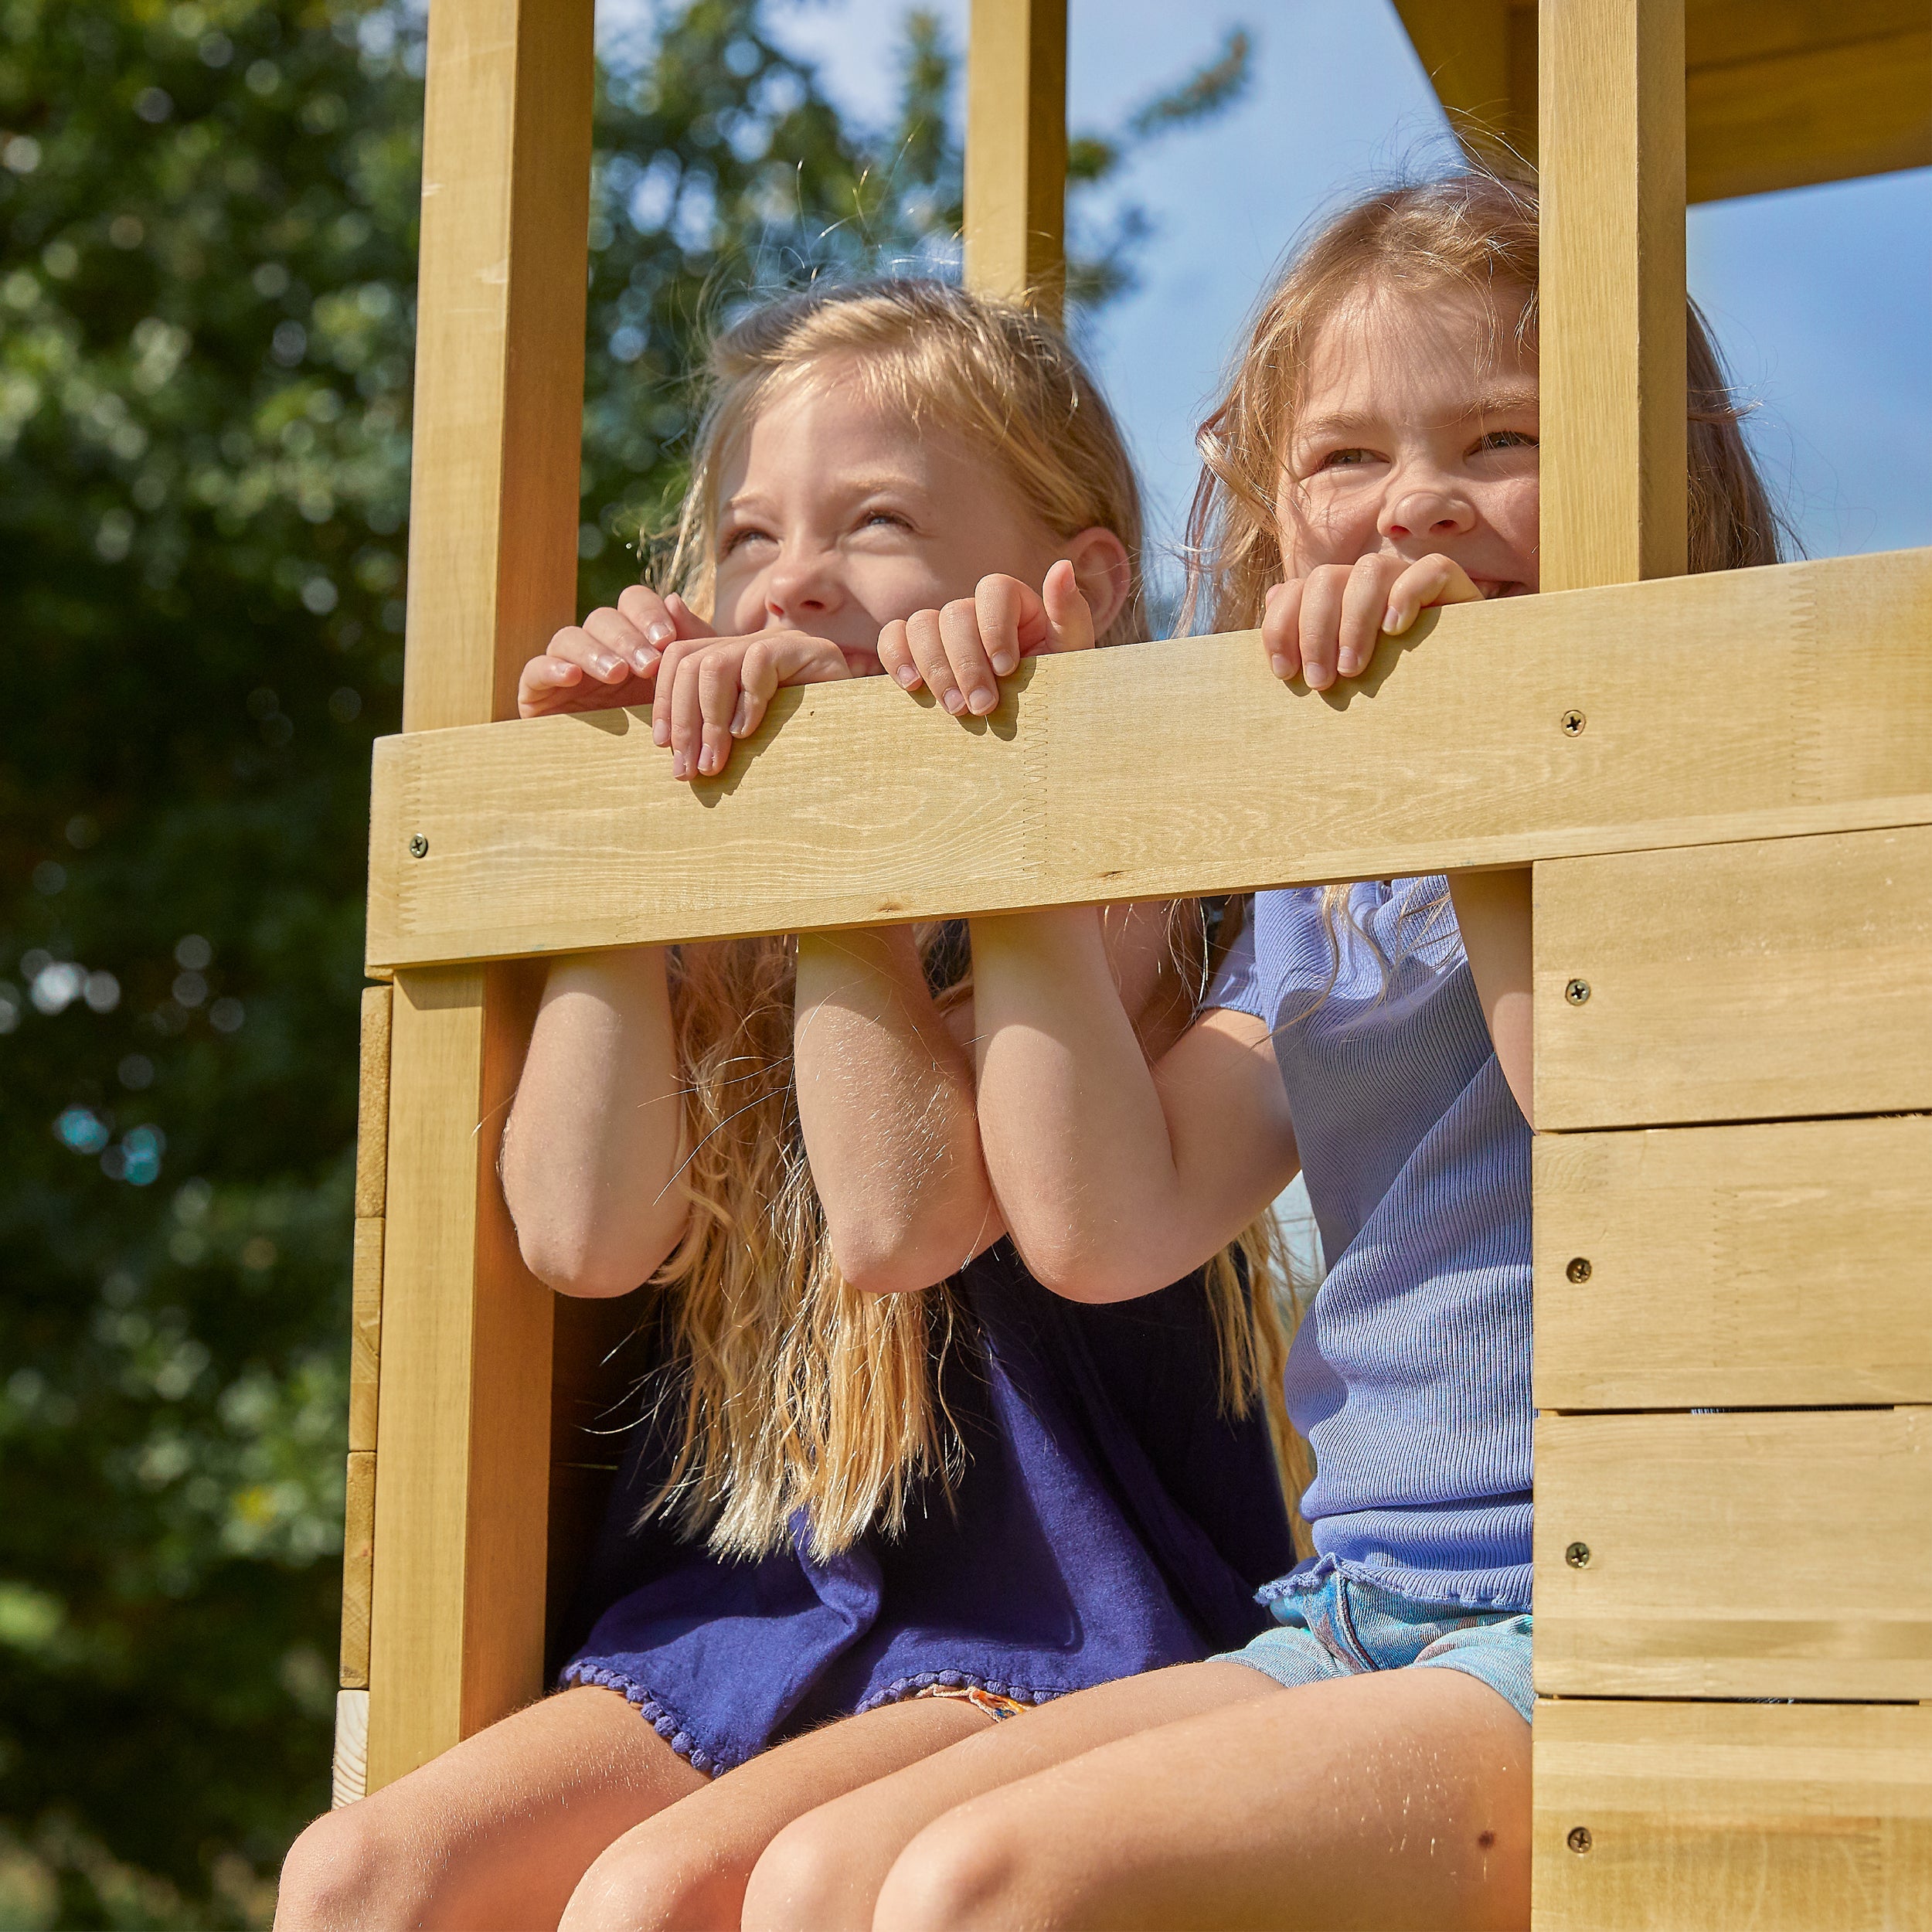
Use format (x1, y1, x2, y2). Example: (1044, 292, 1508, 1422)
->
(964, 0, 1068, 321)
(363, 0, 594, 1792)
(1539, 0, 1685, 592)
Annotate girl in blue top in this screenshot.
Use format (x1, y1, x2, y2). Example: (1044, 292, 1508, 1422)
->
(735, 170, 1785, 1932)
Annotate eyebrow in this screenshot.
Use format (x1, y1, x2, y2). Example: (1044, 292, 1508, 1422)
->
(1296, 387, 1542, 445)
(719, 471, 930, 520)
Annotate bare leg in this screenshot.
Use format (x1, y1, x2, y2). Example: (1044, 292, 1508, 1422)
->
(876, 1666, 1530, 1932)
(743, 1662, 1276, 1932)
(274, 1685, 706, 1932)
(560, 1697, 992, 1932)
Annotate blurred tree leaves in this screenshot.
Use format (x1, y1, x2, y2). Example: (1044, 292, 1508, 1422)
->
(0, 0, 1247, 1921)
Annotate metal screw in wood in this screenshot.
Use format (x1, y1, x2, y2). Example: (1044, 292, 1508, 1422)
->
(1560, 709, 1587, 736)
(409, 834, 429, 859)
(1565, 978, 1590, 1005)
(1565, 1541, 1591, 1568)
(1566, 1257, 1592, 1284)
(1567, 1826, 1594, 1855)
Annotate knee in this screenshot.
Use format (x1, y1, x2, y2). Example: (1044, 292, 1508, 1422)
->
(274, 1804, 410, 1932)
(872, 1816, 1032, 1932)
(562, 1828, 743, 1932)
(741, 1808, 864, 1932)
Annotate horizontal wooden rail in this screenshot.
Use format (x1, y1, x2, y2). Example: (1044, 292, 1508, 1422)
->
(365, 549, 1932, 970)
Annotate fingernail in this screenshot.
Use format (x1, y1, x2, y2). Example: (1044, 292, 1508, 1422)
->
(653, 722, 670, 747)
(593, 652, 621, 677)
(698, 747, 716, 775)
(968, 687, 996, 715)
(671, 750, 687, 779)
(1338, 650, 1359, 676)
(1270, 655, 1291, 678)
(1382, 607, 1402, 634)
(647, 621, 674, 647)
(991, 652, 1018, 676)
(730, 699, 751, 736)
(632, 647, 659, 674)
(942, 689, 966, 716)
(893, 665, 919, 688)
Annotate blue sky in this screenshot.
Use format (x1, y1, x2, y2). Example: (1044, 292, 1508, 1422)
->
(614, 0, 1931, 587)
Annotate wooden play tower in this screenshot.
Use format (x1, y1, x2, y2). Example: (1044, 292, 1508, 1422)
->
(332, 2, 1932, 1923)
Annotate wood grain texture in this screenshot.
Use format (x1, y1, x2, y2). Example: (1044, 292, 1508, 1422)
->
(963, 0, 1066, 319)
(1536, 1117, 1932, 1410)
(364, 549, 1932, 968)
(349, 1216, 384, 1454)
(355, 985, 391, 1218)
(1540, 0, 1686, 592)
(1393, 0, 1537, 165)
(338, 1449, 375, 1690)
(331, 1690, 369, 1810)
(1535, 1408, 1932, 1699)
(1534, 823, 1932, 1131)
(403, 0, 593, 730)
(363, 967, 553, 1790)
(1534, 1698, 1932, 1932)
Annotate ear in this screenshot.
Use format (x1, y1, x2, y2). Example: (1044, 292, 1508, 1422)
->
(1060, 526, 1134, 639)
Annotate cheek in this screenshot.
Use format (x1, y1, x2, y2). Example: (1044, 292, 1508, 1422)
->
(1276, 483, 1376, 573)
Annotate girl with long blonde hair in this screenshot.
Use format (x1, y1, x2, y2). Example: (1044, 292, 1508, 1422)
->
(274, 279, 1295, 1932)
(728, 171, 1788, 1932)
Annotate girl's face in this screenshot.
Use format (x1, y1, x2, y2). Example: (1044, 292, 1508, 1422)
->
(1276, 279, 1540, 597)
(712, 368, 1124, 672)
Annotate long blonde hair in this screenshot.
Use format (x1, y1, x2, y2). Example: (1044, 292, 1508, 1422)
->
(642, 281, 1291, 1561)
(1181, 167, 1787, 985)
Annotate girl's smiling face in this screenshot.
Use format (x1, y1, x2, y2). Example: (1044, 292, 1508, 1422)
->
(1277, 278, 1541, 597)
(711, 366, 1115, 673)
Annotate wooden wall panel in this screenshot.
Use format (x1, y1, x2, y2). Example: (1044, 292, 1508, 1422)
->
(331, 1689, 369, 1811)
(1534, 1698, 1932, 1932)
(338, 1449, 375, 1691)
(349, 1215, 385, 1454)
(1534, 824, 1932, 1131)
(354, 985, 391, 1219)
(1533, 1117, 1932, 1410)
(1535, 1409, 1932, 1699)
(365, 549, 1932, 969)
(963, 0, 1066, 318)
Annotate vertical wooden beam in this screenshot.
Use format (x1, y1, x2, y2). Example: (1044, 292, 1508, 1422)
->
(964, 0, 1068, 321)
(1539, 0, 1686, 591)
(365, 0, 593, 1792)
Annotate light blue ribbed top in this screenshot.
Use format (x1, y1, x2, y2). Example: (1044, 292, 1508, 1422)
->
(1210, 879, 1532, 1611)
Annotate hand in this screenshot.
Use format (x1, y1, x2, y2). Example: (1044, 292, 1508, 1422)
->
(878, 560, 1096, 717)
(1262, 553, 1485, 692)
(651, 630, 853, 780)
(516, 586, 713, 719)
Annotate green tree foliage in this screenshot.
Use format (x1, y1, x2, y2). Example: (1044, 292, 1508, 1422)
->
(0, 2, 1247, 1920)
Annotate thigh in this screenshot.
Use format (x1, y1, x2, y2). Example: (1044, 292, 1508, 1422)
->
(561, 1696, 992, 1932)
(881, 1665, 1532, 1932)
(275, 1685, 703, 1932)
(742, 1662, 1277, 1932)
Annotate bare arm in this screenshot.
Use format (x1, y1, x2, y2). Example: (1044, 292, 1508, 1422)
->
(969, 905, 1299, 1301)
(793, 927, 1002, 1296)
(1447, 869, 1532, 1121)
(500, 948, 689, 1298)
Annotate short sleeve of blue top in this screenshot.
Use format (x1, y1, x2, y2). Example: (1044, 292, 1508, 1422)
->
(556, 1241, 1294, 1775)
(1210, 881, 1532, 1613)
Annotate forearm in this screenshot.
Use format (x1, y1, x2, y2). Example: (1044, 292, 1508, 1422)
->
(501, 948, 687, 1296)
(1447, 869, 1533, 1121)
(794, 927, 997, 1294)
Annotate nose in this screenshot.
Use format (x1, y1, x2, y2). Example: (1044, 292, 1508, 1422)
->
(1380, 474, 1476, 545)
(763, 547, 845, 625)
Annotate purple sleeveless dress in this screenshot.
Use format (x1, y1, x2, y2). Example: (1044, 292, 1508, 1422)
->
(556, 1240, 1293, 1774)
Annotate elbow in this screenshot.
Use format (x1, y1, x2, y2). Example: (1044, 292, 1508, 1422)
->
(510, 1204, 680, 1301)
(827, 1214, 959, 1298)
(998, 1217, 1157, 1306)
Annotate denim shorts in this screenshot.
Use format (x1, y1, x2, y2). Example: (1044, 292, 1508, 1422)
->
(1214, 1572, 1534, 1726)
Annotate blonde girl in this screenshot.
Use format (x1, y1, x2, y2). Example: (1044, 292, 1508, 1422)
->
(273, 280, 1294, 1932)
(730, 173, 1785, 1932)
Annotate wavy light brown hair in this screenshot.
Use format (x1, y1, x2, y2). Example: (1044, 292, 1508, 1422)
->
(641, 281, 1293, 1561)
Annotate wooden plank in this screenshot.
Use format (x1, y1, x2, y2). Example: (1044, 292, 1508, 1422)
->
(1533, 1698, 1932, 1932)
(363, 549, 1932, 968)
(331, 1690, 369, 1809)
(354, 985, 391, 1218)
(349, 1216, 384, 1454)
(1688, 26, 1932, 202)
(1540, 0, 1686, 591)
(403, 0, 593, 730)
(1535, 1409, 1932, 1699)
(963, 0, 1066, 320)
(365, 967, 553, 1787)
(1393, 0, 1537, 164)
(1536, 1117, 1932, 1410)
(338, 1448, 375, 1690)
(1534, 823, 1932, 1131)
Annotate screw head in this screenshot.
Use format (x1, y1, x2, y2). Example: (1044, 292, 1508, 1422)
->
(1565, 1541, 1591, 1569)
(1564, 978, 1590, 1005)
(1566, 1256, 1593, 1284)
(1567, 1825, 1594, 1855)
(1560, 709, 1587, 736)
(408, 833, 429, 859)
